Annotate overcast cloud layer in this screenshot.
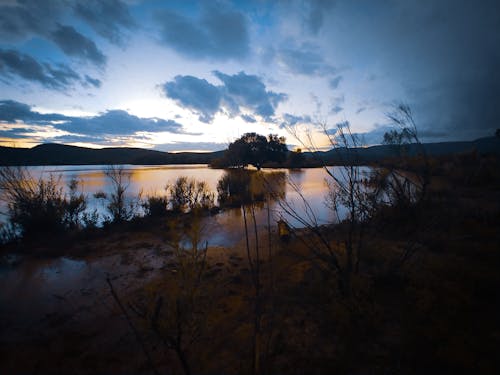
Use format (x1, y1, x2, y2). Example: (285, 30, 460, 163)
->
(0, 0, 498, 151)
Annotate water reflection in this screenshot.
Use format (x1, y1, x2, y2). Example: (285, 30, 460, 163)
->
(0, 165, 368, 230)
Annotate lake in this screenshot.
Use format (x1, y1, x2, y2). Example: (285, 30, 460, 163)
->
(0, 164, 353, 231)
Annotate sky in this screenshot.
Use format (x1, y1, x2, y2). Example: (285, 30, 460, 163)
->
(0, 0, 499, 152)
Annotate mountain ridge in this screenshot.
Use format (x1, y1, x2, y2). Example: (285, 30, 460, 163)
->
(0, 137, 498, 166)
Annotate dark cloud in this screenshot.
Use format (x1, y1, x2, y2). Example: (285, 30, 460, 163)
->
(329, 76, 343, 89)
(348, 124, 427, 146)
(240, 114, 257, 123)
(0, 100, 34, 122)
(330, 95, 344, 112)
(305, 0, 336, 35)
(48, 134, 102, 144)
(84, 75, 102, 88)
(45, 63, 81, 86)
(277, 42, 336, 76)
(0, 100, 66, 125)
(163, 75, 222, 123)
(162, 71, 287, 123)
(0, 49, 84, 90)
(51, 24, 106, 67)
(155, 3, 249, 60)
(403, 1, 500, 140)
(350, 125, 392, 145)
(62, 110, 184, 136)
(319, 0, 500, 141)
(213, 71, 287, 119)
(407, 74, 500, 141)
(353, 123, 461, 147)
(0, 49, 52, 86)
(328, 94, 345, 115)
(0, 127, 38, 139)
(74, 0, 135, 46)
(0, 0, 63, 41)
(0, 100, 187, 139)
(330, 105, 343, 114)
(0, 1, 107, 68)
(279, 113, 313, 129)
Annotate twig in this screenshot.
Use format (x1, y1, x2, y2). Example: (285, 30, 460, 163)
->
(106, 276, 160, 375)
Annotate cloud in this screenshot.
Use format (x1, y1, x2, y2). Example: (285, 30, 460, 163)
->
(277, 42, 336, 76)
(0, 100, 61, 123)
(155, 3, 249, 61)
(0, 0, 63, 41)
(330, 105, 343, 114)
(0, 100, 27, 121)
(74, 0, 135, 46)
(162, 71, 287, 123)
(62, 110, 185, 136)
(213, 71, 287, 119)
(329, 95, 345, 115)
(348, 125, 406, 146)
(51, 24, 106, 67)
(84, 75, 102, 88)
(0, 100, 187, 139)
(0, 1, 107, 68)
(407, 75, 500, 141)
(163, 75, 223, 123)
(0, 127, 39, 139)
(0, 49, 82, 90)
(329, 76, 343, 89)
(279, 113, 313, 129)
(317, 0, 500, 141)
(47, 134, 102, 144)
(305, 0, 337, 35)
(240, 114, 256, 123)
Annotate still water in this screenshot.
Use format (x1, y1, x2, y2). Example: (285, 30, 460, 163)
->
(1, 164, 346, 230)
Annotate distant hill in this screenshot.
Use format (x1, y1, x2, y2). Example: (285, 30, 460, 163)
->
(312, 136, 500, 165)
(0, 137, 498, 166)
(0, 143, 225, 166)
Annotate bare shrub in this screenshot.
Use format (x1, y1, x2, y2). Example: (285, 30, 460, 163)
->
(97, 165, 138, 223)
(281, 121, 377, 296)
(64, 178, 87, 229)
(0, 167, 68, 237)
(142, 195, 169, 217)
(167, 176, 215, 213)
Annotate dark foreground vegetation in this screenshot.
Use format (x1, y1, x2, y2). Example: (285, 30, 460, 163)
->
(1, 117, 499, 374)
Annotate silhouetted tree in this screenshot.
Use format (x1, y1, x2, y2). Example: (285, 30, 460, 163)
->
(223, 133, 287, 170)
(287, 148, 305, 168)
(266, 134, 288, 164)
